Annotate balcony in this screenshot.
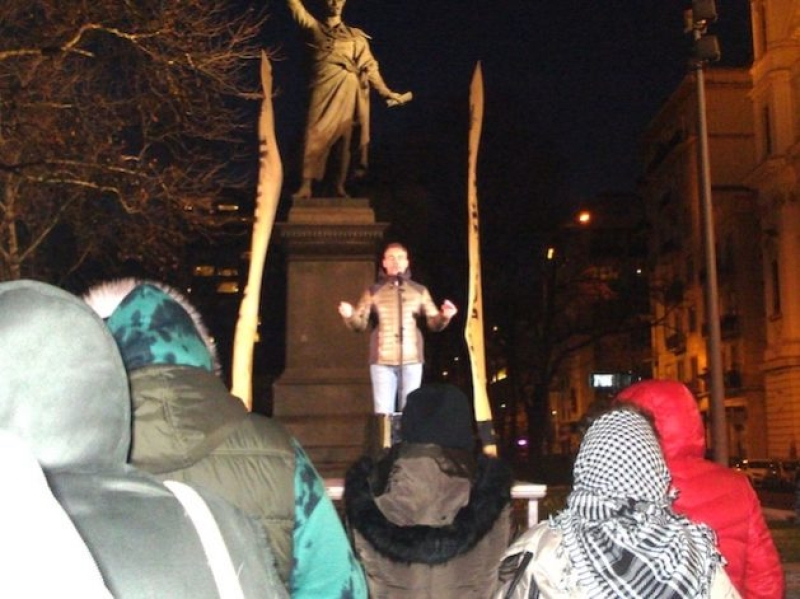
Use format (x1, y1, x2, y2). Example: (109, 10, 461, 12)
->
(724, 369, 742, 392)
(720, 314, 740, 340)
(664, 280, 685, 305)
(701, 314, 741, 339)
(665, 332, 687, 355)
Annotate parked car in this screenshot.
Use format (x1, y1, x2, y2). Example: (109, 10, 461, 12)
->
(733, 458, 781, 488)
(778, 459, 799, 489)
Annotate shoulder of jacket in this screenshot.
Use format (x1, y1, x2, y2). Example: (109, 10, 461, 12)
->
(405, 280, 428, 293)
(369, 281, 388, 295)
(504, 521, 556, 558)
(228, 414, 296, 457)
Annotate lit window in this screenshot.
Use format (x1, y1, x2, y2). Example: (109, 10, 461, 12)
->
(193, 265, 215, 277)
(217, 281, 240, 294)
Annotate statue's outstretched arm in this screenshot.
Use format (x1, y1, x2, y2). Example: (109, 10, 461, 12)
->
(356, 44, 409, 105)
(366, 63, 412, 107)
(287, 0, 316, 29)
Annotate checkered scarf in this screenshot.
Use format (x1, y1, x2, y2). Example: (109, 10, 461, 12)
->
(552, 409, 722, 598)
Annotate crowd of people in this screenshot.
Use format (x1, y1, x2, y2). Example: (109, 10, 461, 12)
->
(0, 264, 785, 597)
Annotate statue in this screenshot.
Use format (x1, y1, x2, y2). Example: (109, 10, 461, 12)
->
(287, 0, 412, 199)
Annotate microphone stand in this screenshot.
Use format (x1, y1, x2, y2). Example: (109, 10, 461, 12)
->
(395, 274, 403, 414)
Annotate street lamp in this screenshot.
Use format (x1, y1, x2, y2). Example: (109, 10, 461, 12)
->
(686, 0, 727, 465)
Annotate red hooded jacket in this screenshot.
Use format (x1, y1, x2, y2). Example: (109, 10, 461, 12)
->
(617, 380, 784, 599)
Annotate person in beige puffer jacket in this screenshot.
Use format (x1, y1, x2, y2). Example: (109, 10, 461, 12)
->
(338, 243, 456, 447)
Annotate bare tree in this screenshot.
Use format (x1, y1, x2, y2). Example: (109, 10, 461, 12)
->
(0, 0, 267, 284)
(484, 210, 661, 466)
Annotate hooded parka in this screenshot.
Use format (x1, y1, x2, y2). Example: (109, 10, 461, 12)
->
(84, 278, 368, 599)
(0, 280, 285, 598)
(618, 380, 784, 599)
(345, 443, 513, 598)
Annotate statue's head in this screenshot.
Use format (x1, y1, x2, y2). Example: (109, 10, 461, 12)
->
(324, 0, 346, 17)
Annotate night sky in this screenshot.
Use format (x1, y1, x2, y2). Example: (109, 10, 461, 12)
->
(262, 0, 753, 202)
(240, 0, 754, 384)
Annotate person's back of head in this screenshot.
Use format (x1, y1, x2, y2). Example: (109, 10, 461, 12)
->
(496, 405, 731, 599)
(83, 278, 221, 374)
(83, 278, 250, 477)
(363, 384, 480, 530)
(616, 379, 706, 462)
(346, 384, 512, 597)
(571, 406, 669, 502)
(560, 407, 725, 598)
(0, 280, 285, 598)
(401, 383, 476, 451)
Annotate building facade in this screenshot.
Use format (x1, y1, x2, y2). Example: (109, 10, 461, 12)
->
(639, 66, 769, 459)
(640, 0, 800, 459)
(745, 0, 800, 457)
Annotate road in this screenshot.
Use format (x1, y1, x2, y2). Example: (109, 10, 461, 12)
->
(756, 488, 800, 598)
(759, 488, 795, 511)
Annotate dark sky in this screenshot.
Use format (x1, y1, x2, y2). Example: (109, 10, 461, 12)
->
(239, 0, 754, 382)
(262, 0, 753, 202)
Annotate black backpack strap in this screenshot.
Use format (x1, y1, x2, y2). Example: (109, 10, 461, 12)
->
(497, 550, 540, 599)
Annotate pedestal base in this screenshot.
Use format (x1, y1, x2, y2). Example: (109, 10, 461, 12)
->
(273, 198, 386, 477)
(273, 374, 373, 477)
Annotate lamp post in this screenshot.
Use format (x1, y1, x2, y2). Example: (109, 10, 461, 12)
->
(686, 0, 728, 465)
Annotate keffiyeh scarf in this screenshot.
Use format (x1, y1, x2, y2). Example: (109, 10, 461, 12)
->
(553, 409, 722, 599)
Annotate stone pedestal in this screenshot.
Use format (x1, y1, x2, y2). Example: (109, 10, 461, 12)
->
(273, 198, 387, 477)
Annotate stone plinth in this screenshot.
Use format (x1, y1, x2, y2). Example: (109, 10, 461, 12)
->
(273, 198, 386, 477)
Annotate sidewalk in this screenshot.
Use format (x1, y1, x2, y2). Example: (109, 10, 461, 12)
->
(787, 565, 800, 599)
(763, 506, 795, 522)
(763, 507, 800, 598)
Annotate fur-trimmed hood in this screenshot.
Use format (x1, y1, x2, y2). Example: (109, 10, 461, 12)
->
(83, 278, 221, 375)
(344, 444, 512, 565)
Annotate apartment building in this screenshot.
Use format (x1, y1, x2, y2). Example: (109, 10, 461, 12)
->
(745, 0, 800, 457)
(639, 66, 768, 458)
(639, 0, 800, 459)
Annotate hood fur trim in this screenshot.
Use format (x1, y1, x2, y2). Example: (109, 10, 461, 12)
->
(83, 278, 221, 375)
(344, 452, 512, 564)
